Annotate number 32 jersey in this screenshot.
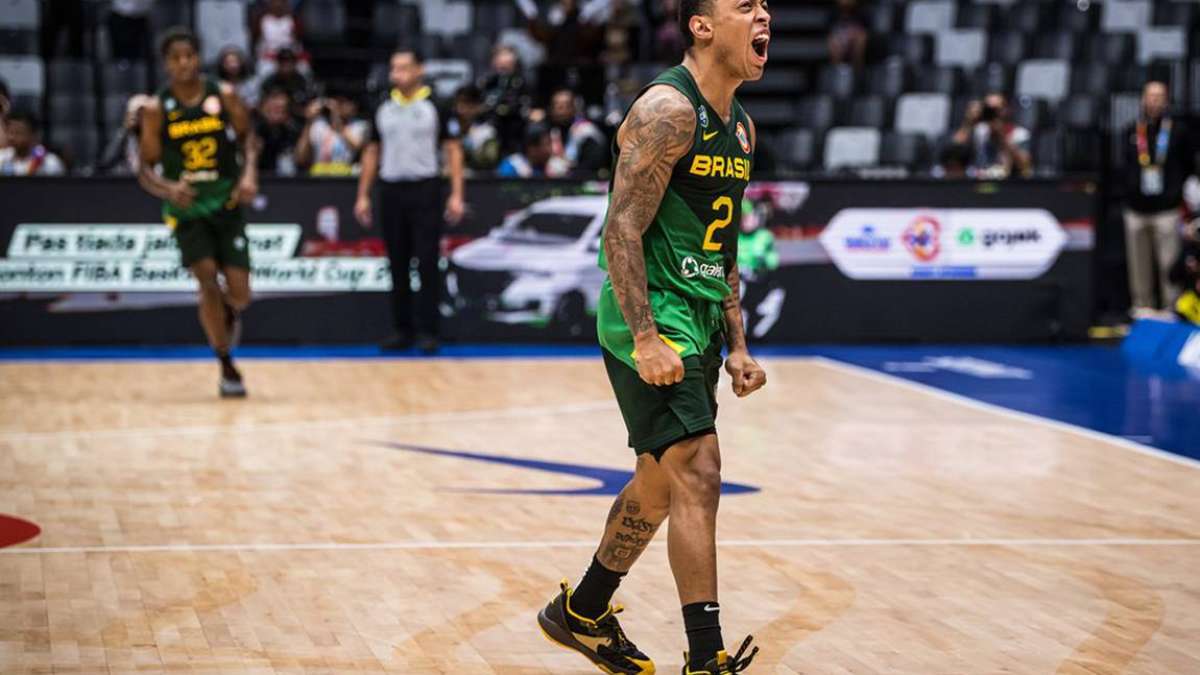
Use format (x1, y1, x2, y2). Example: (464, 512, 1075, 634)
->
(597, 65, 754, 367)
(157, 78, 241, 222)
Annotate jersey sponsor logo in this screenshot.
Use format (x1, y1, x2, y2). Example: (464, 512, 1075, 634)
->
(735, 122, 751, 153)
(698, 105, 710, 129)
(167, 115, 224, 139)
(202, 95, 221, 116)
(680, 255, 724, 279)
(180, 169, 219, 183)
(688, 154, 751, 181)
(702, 130, 720, 142)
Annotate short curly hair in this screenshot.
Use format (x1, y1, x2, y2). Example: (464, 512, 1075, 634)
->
(679, 0, 716, 49)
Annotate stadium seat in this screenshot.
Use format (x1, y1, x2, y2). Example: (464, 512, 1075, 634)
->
(955, 4, 994, 30)
(1102, 0, 1151, 32)
(52, 126, 99, 165)
(816, 64, 856, 100)
(1109, 92, 1143, 133)
(880, 131, 930, 170)
(1059, 3, 1099, 33)
(1031, 32, 1077, 61)
(423, 59, 472, 99)
(150, 0, 192, 29)
(10, 93, 38, 114)
(373, 1, 422, 48)
(103, 94, 129, 130)
(767, 6, 829, 32)
(761, 37, 826, 62)
(964, 63, 1012, 97)
(1016, 60, 1070, 102)
(1155, 2, 1196, 29)
(908, 66, 959, 95)
(301, 0, 346, 43)
(988, 32, 1027, 66)
(998, 3, 1046, 34)
(886, 35, 933, 64)
(1012, 100, 1050, 134)
(1060, 95, 1100, 130)
(0, 55, 44, 97)
(846, 95, 890, 129)
(1084, 34, 1135, 65)
(823, 127, 881, 171)
(906, 1, 956, 34)
(894, 92, 950, 139)
(777, 128, 818, 172)
(746, 98, 798, 128)
(935, 30, 987, 68)
(102, 61, 148, 96)
(48, 93, 95, 126)
(796, 95, 835, 133)
(0, 0, 39, 29)
(1062, 129, 1102, 171)
(48, 60, 93, 92)
(195, 0, 249, 64)
(866, 3, 896, 34)
(1138, 27, 1186, 64)
(865, 60, 908, 98)
(1071, 63, 1113, 96)
(1033, 130, 1062, 173)
(1114, 63, 1151, 91)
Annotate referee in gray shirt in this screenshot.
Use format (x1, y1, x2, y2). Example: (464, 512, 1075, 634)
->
(355, 47, 465, 353)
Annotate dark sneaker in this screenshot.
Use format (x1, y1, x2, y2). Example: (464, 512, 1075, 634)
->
(219, 361, 247, 399)
(682, 636, 759, 674)
(537, 579, 655, 674)
(224, 303, 242, 350)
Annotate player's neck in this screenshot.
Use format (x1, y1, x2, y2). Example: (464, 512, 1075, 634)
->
(170, 77, 205, 105)
(682, 52, 739, 124)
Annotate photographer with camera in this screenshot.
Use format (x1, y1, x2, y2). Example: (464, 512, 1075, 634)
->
(296, 87, 368, 176)
(952, 93, 1032, 179)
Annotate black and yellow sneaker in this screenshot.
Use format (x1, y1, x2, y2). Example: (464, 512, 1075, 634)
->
(681, 636, 759, 674)
(537, 579, 656, 674)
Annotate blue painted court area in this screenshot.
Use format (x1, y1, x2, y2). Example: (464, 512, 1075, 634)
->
(2, 340, 1196, 462)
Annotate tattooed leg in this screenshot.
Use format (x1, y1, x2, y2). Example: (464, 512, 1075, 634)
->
(659, 433, 722, 605)
(595, 454, 673, 572)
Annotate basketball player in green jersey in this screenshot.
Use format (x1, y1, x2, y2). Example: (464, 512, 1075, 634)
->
(538, 1, 770, 673)
(138, 29, 259, 398)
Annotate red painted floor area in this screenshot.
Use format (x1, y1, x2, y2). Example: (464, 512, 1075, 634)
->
(0, 514, 40, 548)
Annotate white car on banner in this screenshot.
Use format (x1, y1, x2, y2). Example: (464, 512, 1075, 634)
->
(818, 208, 1068, 280)
(447, 196, 609, 335)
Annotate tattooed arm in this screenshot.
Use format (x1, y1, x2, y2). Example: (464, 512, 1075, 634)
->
(605, 85, 696, 386)
(724, 114, 766, 398)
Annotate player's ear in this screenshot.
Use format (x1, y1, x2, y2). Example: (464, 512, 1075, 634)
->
(689, 13, 714, 43)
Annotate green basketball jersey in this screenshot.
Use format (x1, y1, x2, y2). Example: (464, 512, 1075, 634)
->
(597, 65, 755, 368)
(157, 78, 241, 223)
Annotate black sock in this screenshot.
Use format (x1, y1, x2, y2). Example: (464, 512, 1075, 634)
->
(683, 601, 723, 667)
(570, 555, 626, 620)
(217, 351, 237, 377)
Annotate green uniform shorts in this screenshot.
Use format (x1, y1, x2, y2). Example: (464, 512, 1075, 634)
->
(602, 334, 724, 459)
(170, 206, 249, 269)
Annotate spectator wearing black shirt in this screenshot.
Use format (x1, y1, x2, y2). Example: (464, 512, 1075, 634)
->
(1123, 81, 1195, 316)
(828, 0, 868, 70)
(478, 45, 532, 154)
(450, 85, 501, 174)
(355, 48, 466, 353)
(258, 48, 312, 119)
(255, 88, 301, 175)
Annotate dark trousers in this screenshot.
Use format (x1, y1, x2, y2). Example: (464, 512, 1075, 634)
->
(379, 178, 443, 337)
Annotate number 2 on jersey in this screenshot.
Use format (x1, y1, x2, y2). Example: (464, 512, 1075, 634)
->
(702, 196, 733, 252)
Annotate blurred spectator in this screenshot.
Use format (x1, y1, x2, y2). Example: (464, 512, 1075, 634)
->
(450, 85, 501, 174)
(255, 88, 301, 175)
(649, 0, 685, 62)
(1171, 218, 1200, 324)
(108, 0, 154, 62)
(296, 88, 368, 176)
(478, 45, 532, 154)
(1123, 81, 1193, 318)
(828, 0, 868, 71)
(251, 0, 306, 70)
(259, 48, 313, 119)
(41, 0, 85, 60)
(0, 111, 66, 176)
(520, 0, 606, 64)
(97, 94, 151, 176)
(216, 47, 260, 109)
(952, 93, 1032, 179)
(498, 122, 567, 178)
(0, 78, 10, 150)
(935, 143, 972, 178)
(546, 88, 607, 176)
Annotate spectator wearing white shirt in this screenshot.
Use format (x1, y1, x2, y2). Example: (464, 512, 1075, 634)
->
(952, 93, 1032, 179)
(296, 89, 368, 176)
(0, 111, 66, 176)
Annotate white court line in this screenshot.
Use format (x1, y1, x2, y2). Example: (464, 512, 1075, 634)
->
(2, 538, 1198, 555)
(0, 400, 618, 443)
(812, 356, 1200, 472)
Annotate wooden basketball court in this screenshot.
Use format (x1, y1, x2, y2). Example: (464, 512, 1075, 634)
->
(2, 356, 1198, 674)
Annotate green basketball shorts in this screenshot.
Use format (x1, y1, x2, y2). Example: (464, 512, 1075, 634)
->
(602, 333, 724, 459)
(169, 206, 249, 270)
